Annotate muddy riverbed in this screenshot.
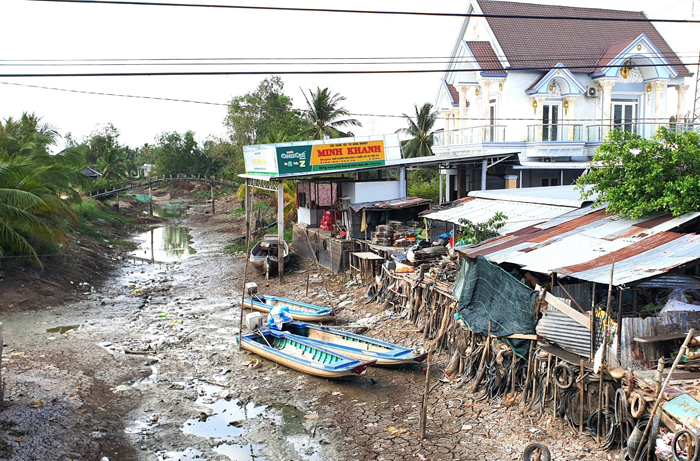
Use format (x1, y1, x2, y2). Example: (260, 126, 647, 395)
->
(0, 201, 609, 460)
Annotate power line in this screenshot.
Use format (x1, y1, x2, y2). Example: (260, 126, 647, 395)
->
(1, 53, 699, 68)
(28, 0, 700, 23)
(0, 60, 695, 77)
(2, 51, 699, 64)
(1, 81, 693, 123)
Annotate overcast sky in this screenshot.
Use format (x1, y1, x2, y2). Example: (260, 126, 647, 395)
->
(1, 0, 698, 151)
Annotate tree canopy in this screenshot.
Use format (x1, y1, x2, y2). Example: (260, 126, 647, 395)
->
(396, 102, 438, 158)
(300, 87, 361, 140)
(576, 127, 700, 218)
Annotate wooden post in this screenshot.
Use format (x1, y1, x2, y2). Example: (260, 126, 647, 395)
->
(632, 329, 696, 461)
(590, 282, 596, 359)
(418, 350, 432, 440)
(304, 231, 338, 317)
(597, 260, 615, 443)
(278, 181, 284, 283)
(617, 287, 624, 356)
(211, 181, 215, 215)
(150, 229, 155, 264)
(239, 179, 252, 351)
(579, 359, 585, 433)
(148, 173, 153, 216)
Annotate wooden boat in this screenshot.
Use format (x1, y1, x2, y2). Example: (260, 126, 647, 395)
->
(242, 295, 335, 322)
(250, 234, 290, 275)
(239, 329, 375, 380)
(282, 322, 428, 367)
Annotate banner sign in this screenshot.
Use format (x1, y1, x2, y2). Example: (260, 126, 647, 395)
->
(244, 146, 278, 175)
(275, 140, 385, 175)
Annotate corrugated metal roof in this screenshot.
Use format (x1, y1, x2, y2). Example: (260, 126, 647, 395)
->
(458, 205, 700, 286)
(349, 197, 432, 212)
(468, 185, 596, 208)
(425, 197, 577, 233)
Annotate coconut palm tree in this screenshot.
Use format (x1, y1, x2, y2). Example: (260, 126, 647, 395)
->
(396, 103, 439, 158)
(0, 113, 84, 267)
(300, 88, 361, 140)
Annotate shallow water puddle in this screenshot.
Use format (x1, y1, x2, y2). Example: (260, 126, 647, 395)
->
(151, 204, 185, 218)
(46, 325, 80, 334)
(182, 385, 321, 460)
(130, 227, 196, 263)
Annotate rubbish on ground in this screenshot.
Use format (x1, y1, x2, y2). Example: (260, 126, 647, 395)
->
(387, 427, 407, 435)
(28, 399, 45, 408)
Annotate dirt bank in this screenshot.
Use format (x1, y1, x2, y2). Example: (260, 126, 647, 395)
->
(0, 198, 609, 461)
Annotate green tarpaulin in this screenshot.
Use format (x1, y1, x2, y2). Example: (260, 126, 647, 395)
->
(453, 255, 537, 358)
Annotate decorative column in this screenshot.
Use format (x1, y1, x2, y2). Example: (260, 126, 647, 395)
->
(532, 95, 546, 141)
(676, 85, 690, 122)
(443, 110, 451, 146)
(564, 96, 579, 141)
(480, 80, 492, 142)
(651, 79, 668, 129)
(598, 78, 617, 138)
(458, 85, 468, 130)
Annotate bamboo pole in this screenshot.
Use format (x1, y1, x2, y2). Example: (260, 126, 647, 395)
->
(632, 329, 696, 461)
(418, 349, 432, 440)
(579, 359, 585, 434)
(597, 259, 615, 443)
(238, 179, 252, 351)
(304, 231, 337, 317)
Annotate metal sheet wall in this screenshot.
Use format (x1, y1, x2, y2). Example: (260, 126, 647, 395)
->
(537, 308, 592, 358)
(619, 312, 700, 369)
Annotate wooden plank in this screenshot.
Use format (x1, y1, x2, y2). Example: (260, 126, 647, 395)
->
(634, 332, 688, 343)
(540, 344, 595, 370)
(505, 334, 538, 340)
(544, 292, 591, 330)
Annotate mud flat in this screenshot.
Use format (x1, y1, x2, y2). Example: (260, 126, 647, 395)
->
(0, 200, 609, 460)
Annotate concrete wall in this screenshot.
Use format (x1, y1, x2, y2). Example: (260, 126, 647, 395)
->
(345, 181, 404, 204)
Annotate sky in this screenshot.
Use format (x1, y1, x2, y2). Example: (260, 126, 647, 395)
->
(0, 0, 698, 152)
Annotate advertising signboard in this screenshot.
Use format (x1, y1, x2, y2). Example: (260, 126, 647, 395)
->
(274, 140, 385, 175)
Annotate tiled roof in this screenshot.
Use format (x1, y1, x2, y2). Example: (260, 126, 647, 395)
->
(447, 82, 459, 105)
(475, 0, 691, 77)
(465, 41, 505, 72)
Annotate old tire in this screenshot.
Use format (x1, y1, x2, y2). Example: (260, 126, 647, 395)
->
(672, 429, 700, 461)
(523, 442, 551, 461)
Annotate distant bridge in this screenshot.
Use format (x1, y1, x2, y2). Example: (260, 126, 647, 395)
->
(88, 174, 237, 199)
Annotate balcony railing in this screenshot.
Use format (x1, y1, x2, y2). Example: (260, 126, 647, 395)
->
(433, 125, 506, 146)
(585, 121, 700, 143)
(527, 124, 583, 142)
(434, 122, 700, 147)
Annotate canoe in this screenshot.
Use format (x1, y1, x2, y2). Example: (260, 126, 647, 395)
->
(239, 329, 375, 380)
(243, 295, 335, 322)
(250, 234, 290, 275)
(283, 321, 428, 367)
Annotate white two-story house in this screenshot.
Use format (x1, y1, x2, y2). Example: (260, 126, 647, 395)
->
(434, 0, 694, 201)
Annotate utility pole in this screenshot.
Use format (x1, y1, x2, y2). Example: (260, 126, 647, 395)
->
(693, 51, 700, 123)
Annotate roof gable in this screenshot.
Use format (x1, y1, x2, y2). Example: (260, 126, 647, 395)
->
(463, 40, 506, 74)
(475, 0, 691, 77)
(592, 33, 678, 80)
(526, 63, 587, 95)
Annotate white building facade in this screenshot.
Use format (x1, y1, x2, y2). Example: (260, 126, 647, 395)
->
(434, 0, 694, 202)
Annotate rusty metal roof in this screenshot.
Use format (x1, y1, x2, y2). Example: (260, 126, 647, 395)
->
(458, 205, 700, 286)
(349, 197, 432, 212)
(424, 185, 594, 233)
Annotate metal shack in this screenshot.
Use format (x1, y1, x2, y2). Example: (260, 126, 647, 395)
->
(240, 134, 520, 274)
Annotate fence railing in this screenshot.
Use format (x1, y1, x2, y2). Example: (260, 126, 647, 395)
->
(88, 174, 237, 198)
(527, 124, 583, 142)
(433, 125, 506, 146)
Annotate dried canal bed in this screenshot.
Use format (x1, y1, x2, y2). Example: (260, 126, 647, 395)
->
(0, 201, 611, 461)
(129, 226, 197, 263)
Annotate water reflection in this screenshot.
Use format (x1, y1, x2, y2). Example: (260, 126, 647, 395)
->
(130, 227, 196, 262)
(151, 204, 184, 218)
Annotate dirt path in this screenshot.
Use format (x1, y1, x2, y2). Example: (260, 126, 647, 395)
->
(0, 201, 609, 461)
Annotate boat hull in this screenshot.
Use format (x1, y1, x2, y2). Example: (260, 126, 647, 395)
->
(243, 296, 335, 322)
(250, 236, 290, 275)
(240, 330, 375, 380)
(284, 322, 427, 367)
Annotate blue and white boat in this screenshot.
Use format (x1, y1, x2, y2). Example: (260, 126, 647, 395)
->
(239, 329, 375, 380)
(242, 295, 335, 322)
(282, 322, 428, 367)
